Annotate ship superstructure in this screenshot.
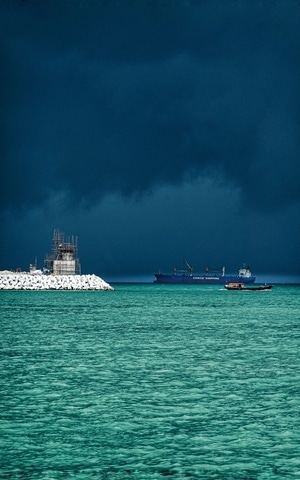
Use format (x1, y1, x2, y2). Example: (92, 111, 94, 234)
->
(44, 229, 81, 275)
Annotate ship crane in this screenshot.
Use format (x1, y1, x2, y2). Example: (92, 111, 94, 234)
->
(185, 259, 193, 275)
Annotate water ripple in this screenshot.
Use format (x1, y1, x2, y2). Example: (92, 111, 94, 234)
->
(1, 286, 299, 479)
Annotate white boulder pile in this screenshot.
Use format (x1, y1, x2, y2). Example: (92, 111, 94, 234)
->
(0, 272, 113, 291)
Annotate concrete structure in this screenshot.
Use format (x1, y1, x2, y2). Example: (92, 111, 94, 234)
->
(44, 230, 81, 275)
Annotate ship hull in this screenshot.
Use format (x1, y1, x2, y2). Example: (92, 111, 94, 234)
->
(154, 274, 256, 284)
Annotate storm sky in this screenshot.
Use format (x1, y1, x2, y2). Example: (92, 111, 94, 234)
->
(1, 0, 300, 282)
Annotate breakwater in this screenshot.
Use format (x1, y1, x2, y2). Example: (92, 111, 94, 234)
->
(0, 272, 113, 290)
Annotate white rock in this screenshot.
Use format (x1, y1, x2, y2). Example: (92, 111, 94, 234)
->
(0, 273, 113, 291)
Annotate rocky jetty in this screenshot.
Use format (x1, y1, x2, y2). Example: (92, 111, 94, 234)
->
(0, 272, 113, 291)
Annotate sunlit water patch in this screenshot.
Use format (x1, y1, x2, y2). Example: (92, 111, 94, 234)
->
(1, 285, 299, 479)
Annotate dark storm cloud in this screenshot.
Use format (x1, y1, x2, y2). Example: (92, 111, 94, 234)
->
(1, 0, 299, 215)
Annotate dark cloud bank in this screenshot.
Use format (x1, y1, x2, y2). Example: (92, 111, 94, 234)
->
(1, 1, 300, 281)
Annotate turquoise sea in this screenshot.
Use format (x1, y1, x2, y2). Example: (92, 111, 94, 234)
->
(1, 284, 299, 479)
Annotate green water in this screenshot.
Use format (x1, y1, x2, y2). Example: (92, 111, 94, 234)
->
(1, 284, 299, 479)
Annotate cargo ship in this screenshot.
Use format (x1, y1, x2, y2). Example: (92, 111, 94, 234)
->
(154, 262, 256, 284)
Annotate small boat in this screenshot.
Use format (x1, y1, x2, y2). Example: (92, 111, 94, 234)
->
(224, 283, 273, 291)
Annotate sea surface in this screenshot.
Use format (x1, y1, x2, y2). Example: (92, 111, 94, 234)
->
(1, 284, 299, 479)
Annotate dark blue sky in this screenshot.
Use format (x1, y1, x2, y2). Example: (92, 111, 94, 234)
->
(1, 0, 300, 282)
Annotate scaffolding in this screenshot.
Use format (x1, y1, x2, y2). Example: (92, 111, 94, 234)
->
(44, 229, 81, 275)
